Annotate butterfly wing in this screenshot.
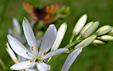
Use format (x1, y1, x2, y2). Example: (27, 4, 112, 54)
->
(40, 3, 60, 23)
(21, 1, 38, 22)
(41, 3, 61, 14)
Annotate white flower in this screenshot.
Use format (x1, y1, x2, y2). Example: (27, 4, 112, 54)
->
(61, 47, 82, 71)
(7, 18, 68, 71)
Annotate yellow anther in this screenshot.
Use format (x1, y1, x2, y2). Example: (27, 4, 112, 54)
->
(26, 51, 29, 54)
(43, 51, 46, 55)
(30, 60, 33, 63)
(40, 60, 43, 63)
(15, 59, 18, 63)
(40, 48, 43, 50)
(31, 46, 34, 51)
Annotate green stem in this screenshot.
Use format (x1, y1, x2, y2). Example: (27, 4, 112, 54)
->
(66, 39, 82, 48)
(69, 34, 75, 43)
(48, 39, 82, 64)
(0, 58, 6, 70)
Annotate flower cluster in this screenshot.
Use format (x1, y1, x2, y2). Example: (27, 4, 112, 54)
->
(6, 14, 113, 71)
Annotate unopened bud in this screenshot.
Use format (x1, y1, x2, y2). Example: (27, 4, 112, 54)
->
(74, 35, 97, 49)
(51, 23, 67, 51)
(96, 25, 112, 36)
(108, 27, 113, 36)
(73, 14, 87, 35)
(81, 21, 99, 38)
(97, 35, 113, 41)
(92, 39, 107, 45)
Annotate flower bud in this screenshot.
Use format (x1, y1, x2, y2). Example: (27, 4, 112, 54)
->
(97, 35, 113, 41)
(96, 25, 112, 36)
(80, 22, 93, 35)
(51, 23, 67, 51)
(108, 27, 113, 36)
(73, 14, 87, 35)
(92, 39, 107, 45)
(81, 21, 99, 38)
(74, 35, 97, 49)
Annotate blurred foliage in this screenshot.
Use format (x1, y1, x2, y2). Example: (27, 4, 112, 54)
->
(0, 0, 113, 71)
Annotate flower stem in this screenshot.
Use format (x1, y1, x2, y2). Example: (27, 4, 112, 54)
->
(0, 58, 6, 70)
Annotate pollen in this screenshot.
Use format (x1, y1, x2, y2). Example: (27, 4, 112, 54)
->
(15, 59, 18, 63)
(30, 60, 33, 63)
(26, 51, 29, 54)
(40, 48, 43, 50)
(43, 51, 46, 55)
(31, 46, 34, 51)
(40, 60, 43, 63)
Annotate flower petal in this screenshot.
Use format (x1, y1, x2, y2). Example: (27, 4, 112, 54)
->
(7, 35, 33, 59)
(23, 18, 38, 54)
(51, 23, 67, 51)
(42, 48, 69, 60)
(39, 24, 57, 55)
(61, 48, 82, 71)
(13, 18, 21, 36)
(10, 61, 32, 70)
(6, 43, 18, 63)
(36, 62, 50, 71)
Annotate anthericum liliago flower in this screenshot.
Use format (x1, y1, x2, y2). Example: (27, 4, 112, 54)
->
(7, 18, 68, 71)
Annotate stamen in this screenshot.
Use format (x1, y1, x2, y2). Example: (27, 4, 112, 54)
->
(40, 60, 43, 63)
(30, 60, 33, 63)
(31, 46, 34, 51)
(15, 59, 18, 63)
(26, 51, 29, 54)
(40, 48, 43, 50)
(43, 51, 46, 55)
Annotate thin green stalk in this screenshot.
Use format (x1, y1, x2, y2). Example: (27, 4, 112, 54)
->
(0, 58, 6, 70)
(69, 34, 75, 43)
(48, 39, 82, 64)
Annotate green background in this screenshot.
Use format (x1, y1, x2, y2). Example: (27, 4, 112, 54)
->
(0, 0, 113, 71)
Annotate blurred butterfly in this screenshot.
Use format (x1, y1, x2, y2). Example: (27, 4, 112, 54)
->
(22, 1, 61, 23)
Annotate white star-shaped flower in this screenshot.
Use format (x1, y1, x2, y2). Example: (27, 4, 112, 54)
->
(7, 18, 68, 71)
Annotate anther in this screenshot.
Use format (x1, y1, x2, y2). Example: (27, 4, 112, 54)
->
(26, 51, 29, 54)
(40, 48, 43, 50)
(31, 46, 34, 51)
(30, 60, 33, 63)
(40, 60, 43, 63)
(15, 59, 18, 63)
(43, 51, 46, 55)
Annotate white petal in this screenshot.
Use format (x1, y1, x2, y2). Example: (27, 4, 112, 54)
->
(10, 61, 32, 70)
(30, 21, 35, 28)
(6, 43, 18, 63)
(61, 48, 82, 71)
(13, 18, 21, 36)
(7, 35, 33, 59)
(36, 62, 50, 71)
(25, 69, 38, 71)
(8, 29, 13, 35)
(51, 23, 67, 51)
(39, 24, 57, 54)
(23, 18, 38, 54)
(42, 48, 69, 60)
(18, 35, 26, 44)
